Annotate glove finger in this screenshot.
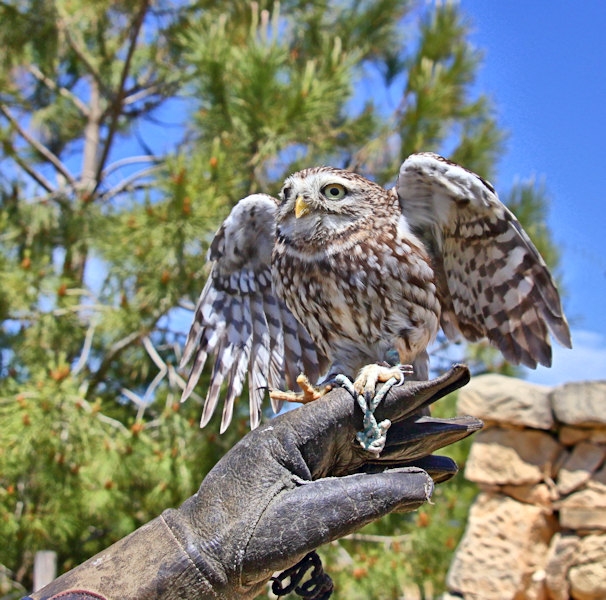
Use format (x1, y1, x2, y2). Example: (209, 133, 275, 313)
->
(410, 455, 459, 483)
(360, 455, 459, 485)
(373, 364, 470, 424)
(341, 416, 480, 479)
(378, 415, 483, 463)
(243, 468, 433, 577)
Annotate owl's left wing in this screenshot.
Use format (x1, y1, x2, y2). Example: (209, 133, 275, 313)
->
(396, 152, 572, 368)
(180, 194, 327, 432)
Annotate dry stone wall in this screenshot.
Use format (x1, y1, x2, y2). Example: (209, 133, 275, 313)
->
(444, 374, 606, 600)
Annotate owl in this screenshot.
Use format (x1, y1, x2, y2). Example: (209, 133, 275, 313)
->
(180, 153, 571, 432)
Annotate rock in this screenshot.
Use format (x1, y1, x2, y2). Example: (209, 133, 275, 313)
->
(568, 534, 606, 600)
(499, 483, 556, 509)
(557, 442, 606, 495)
(592, 429, 606, 443)
(559, 426, 606, 446)
(552, 381, 606, 427)
(570, 562, 606, 600)
(559, 426, 589, 446)
(465, 428, 562, 486)
(446, 493, 557, 600)
(587, 480, 606, 496)
(544, 533, 581, 600)
(527, 569, 549, 600)
(593, 463, 606, 487)
(558, 488, 606, 531)
(457, 374, 554, 429)
(576, 533, 606, 564)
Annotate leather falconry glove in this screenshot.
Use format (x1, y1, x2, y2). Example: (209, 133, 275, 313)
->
(27, 364, 481, 600)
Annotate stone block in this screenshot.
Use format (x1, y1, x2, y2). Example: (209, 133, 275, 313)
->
(499, 483, 556, 509)
(447, 493, 557, 600)
(457, 374, 554, 429)
(557, 442, 606, 495)
(544, 533, 580, 600)
(552, 381, 606, 427)
(558, 488, 606, 531)
(559, 426, 606, 446)
(465, 428, 562, 486)
(569, 534, 606, 600)
(593, 463, 606, 487)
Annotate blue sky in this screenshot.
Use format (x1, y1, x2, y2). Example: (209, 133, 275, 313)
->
(459, 0, 606, 384)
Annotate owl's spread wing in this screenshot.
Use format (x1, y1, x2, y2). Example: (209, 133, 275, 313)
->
(396, 152, 572, 368)
(180, 194, 326, 432)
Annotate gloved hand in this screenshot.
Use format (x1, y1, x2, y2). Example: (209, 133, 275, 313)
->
(28, 364, 481, 600)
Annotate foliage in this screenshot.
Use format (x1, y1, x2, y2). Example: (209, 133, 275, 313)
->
(0, 374, 232, 578)
(0, 0, 561, 596)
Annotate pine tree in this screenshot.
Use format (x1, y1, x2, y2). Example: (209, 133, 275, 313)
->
(0, 1, 562, 596)
(0, 2, 232, 593)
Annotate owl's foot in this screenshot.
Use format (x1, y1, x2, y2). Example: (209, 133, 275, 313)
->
(335, 366, 411, 456)
(353, 363, 414, 400)
(269, 374, 332, 404)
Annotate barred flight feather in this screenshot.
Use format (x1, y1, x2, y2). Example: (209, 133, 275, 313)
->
(180, 194, 326, 431)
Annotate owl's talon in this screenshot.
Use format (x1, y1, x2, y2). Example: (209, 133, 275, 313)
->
(353, 363, 412, 398)
(269, 373, 331, 405)
(333, 371, 407, 456)
(395, 364, 413, 386)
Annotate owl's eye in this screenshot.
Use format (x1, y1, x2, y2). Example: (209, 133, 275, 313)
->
(321, 183, 347, 200)
(281, 185, 292, 203)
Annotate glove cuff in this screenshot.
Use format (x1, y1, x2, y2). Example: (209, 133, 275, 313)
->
(28, 513, 218, 600)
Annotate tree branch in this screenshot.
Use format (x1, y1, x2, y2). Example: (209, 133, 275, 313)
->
(11, 153, 55, 193)
(342, 533, 412, 545)
(122, 83, 164, 106)
(100, 164, 161, 201)
(73, 321, 96, 375)
(101, 155, 159, 179)
(81, 78, 102, 191)
(27, 64, 90, 117)
(86, 330, 143, 397)
(0, 103, 76, 187)
(60, 23, 107, 95)
(92, 0, 151, 194)
(86, 310, 166, 399)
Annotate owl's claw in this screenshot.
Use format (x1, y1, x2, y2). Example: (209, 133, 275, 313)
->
(353, 363, 413, 401)
(335, 366, 411, 456)
(269, 374, 332, 404)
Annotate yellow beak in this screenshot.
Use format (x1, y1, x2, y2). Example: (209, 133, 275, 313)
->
(295, 195, 311, 219)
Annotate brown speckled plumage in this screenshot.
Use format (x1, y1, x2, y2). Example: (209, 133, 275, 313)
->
(180, 153, 571, 431)
(272, 167, 439, 378)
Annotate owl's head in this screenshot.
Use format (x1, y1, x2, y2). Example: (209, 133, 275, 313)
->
(276, 167, 387, 240)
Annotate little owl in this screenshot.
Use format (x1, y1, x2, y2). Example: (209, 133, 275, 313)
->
(180, 153, 571, 432)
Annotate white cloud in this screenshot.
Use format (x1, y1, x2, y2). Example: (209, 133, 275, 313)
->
(523, 329, 606, 386)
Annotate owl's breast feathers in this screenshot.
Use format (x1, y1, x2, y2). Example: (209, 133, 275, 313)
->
(272, 215, 440, 372)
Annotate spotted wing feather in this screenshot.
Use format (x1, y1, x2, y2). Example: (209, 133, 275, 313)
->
(180, 194, 326, 431)
(397, 152, 572, 368)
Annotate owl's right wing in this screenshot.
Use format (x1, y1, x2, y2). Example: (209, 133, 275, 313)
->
(180, 194, 327, 432)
